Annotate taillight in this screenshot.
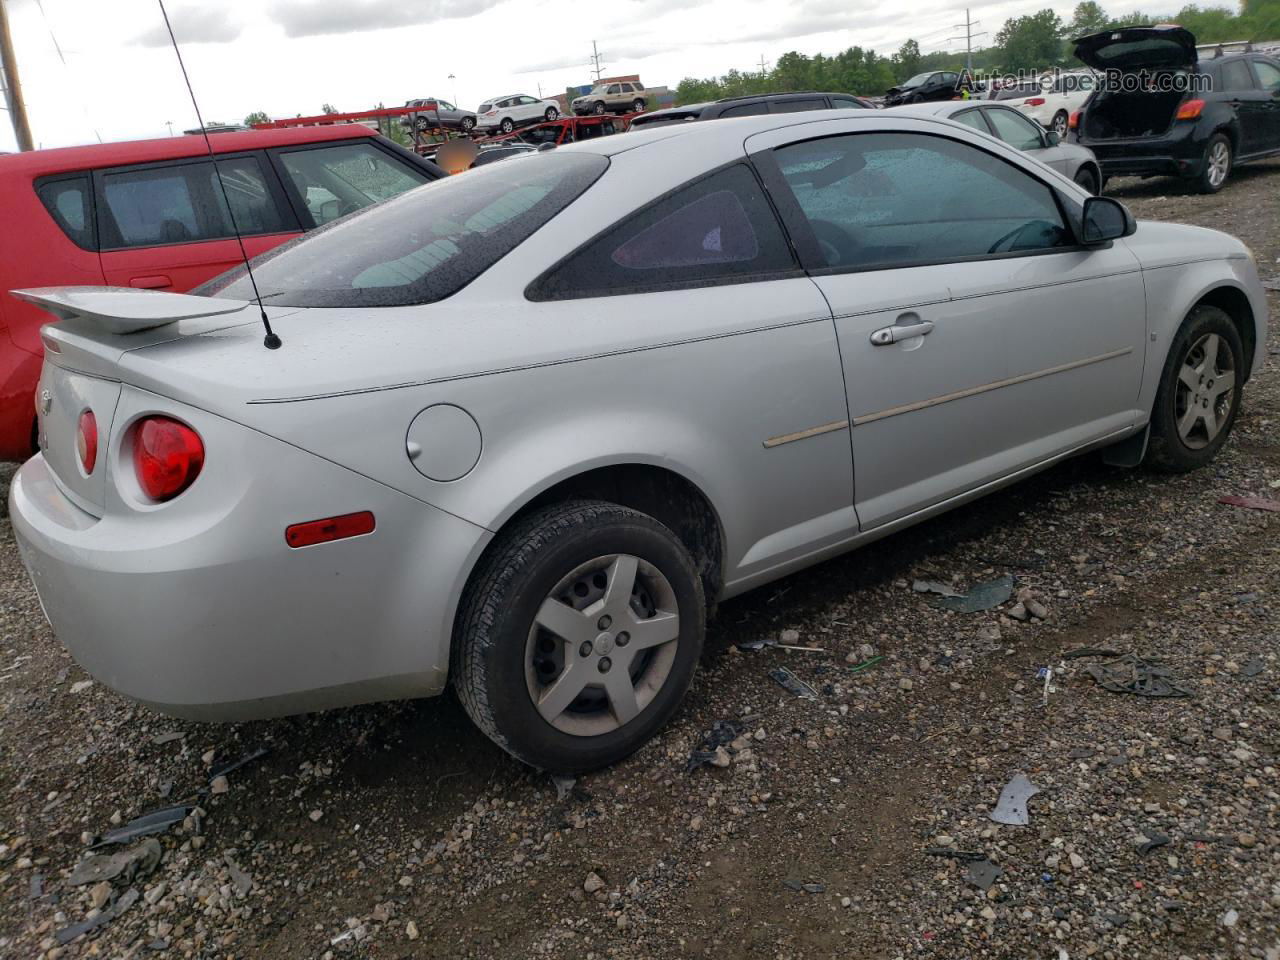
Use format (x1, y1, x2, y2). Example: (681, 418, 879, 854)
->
(1176, 99, 1205, 120)
(132, 416, 204, 501)
(77, 410, 98, 475)
(1024, 97, 1045, 106)
(1068, 110, 1080, 129)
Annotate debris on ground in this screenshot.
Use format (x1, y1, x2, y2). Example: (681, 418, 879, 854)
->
(55, 887, 140, 945)
(685, 720, 743, 772)
(848, 655, 884, 675)
(924, 846, 988, 862)
(92, 805, 194, 847)
(990, 773, 1041, 826)
(224, 854, 252, 896)
(1137, 831, 1171, 856)
(1084, 653, 1193, 698)
(1062, 646, 1120, 659)
(551, 774, 576, 801)
(769, 667, 817, 700)
(208, 745, 269, 783)
(68, 837, 162, 886)
(965, 858, 1003, 891)
(1218, 494, 1280, 512)
(915, 574, 1015, 613)
(1241, 658, 1265, 677)
(783, 878, 826, 894)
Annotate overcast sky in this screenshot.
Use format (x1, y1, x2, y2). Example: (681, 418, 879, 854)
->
(1, 0, 1147, 151)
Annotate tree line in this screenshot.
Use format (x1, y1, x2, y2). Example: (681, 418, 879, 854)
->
(673, 0, 1279, 103)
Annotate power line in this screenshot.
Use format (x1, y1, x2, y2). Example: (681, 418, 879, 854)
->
(590, 40, 605, 82)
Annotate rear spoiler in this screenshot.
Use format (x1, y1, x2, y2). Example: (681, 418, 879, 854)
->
(11, 287, 248, 335)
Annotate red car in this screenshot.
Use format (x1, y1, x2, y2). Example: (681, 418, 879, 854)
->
(0, 125, 441, 461)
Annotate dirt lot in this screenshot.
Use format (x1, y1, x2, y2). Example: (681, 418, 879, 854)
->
(2, 160, 1279, 960)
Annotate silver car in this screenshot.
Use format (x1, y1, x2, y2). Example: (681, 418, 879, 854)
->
(9, 111, 1268, 772)
(890, 100, 1104, 194)
(401, 97, 477, 134)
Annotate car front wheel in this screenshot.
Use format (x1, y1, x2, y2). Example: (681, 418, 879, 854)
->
(460, 116, 475, 133)
(1073, 165, 1099, 195)
(593, 100, 606, 115)
(1146, 304, 1243, 472)
(500, 117, 514, 133)
(631, 98, 646, 113)
(1198, 133, 1232, 193)
(453, 500, 705, 772)
(544, 106, 559, 121)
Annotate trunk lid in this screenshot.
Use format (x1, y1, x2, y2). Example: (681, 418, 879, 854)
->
(1073, 25, 1197, 72)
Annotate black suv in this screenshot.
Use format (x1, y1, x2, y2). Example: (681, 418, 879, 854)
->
(1072, 26, 1280, 192)
(884, 71, 962, 106)
(628, 92, 869, 130)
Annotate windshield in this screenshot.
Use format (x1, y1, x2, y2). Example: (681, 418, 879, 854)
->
(903, 72, 933, 87)
(199, 153, 607, 308)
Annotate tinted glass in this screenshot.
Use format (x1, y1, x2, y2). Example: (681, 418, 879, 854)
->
(1254, 59, 1280, 93)
(719, 101, 769, 118)
(529, 163, 795, 300)
(277, 142, 431, 227)
(903, 72, 932, 86)
(100, 156, 284, 249)
(773, 98, 828, 112)
(1221, 59, 1254, 91)
(830, 96, 866, 109)
(773, 132, 1070, 271)
(985, 108, 1044, 150)
(37, 177, 94, 250)
(203, 153, 606, 308)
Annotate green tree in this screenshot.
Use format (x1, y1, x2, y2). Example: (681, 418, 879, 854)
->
(321, 103, 339, 115)
(243, 110, 269, 127)
(995, 9, 1067, 71)
(892, 39, 922, 81)
(1067, 1, 1110, 37)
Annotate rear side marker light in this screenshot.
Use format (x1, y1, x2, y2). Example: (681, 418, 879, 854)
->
(1024, 97, 1045, 106)
(133, 416, 204, 501)
(77, 410, 98, 474)
(1176, 99, 1205, 120)
(286, 511, 376, 548)
(1068, 111, 1081, 129)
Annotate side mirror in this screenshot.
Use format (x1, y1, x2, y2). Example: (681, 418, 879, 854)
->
(1044, 130, 1061, 146)
(1081, 196, 1136, 244)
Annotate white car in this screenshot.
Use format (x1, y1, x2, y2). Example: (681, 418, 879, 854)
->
(1000, 70, 1096, 139)
(476, 94, 561, 134)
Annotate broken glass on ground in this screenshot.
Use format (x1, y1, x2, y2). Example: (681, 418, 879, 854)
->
(55, 888, 140, 945)
(69, 838, 162, 886)
(916, 575, 1015, 614)
(685, 720, 743, 773)
(1084, 653, 1192, 698)
(769, 667, 818, 700)
(990, 773, 1041, 826)
(92, 805, 194, 847)
(965, 858, 1003, 891)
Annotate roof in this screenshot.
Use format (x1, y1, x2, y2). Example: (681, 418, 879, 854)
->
(0, 124, 376, 178)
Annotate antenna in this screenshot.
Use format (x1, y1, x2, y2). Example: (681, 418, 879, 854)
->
(155, 0, 281, 350)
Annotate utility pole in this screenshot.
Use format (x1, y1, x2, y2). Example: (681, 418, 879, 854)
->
(0, 0, 35, 152)
(757, 54, 769, 74)
(590, 40, 605, 82)
(165, 120, 174, 137)
(448, 72, 457, 105)
(949, 8, 986, 76)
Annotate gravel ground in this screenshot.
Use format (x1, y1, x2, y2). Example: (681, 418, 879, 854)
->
(1, 160, 1278, 960)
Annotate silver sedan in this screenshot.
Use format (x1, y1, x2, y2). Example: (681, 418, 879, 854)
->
(889, 99, 1105, 194)
(9, 110, 1268, 772)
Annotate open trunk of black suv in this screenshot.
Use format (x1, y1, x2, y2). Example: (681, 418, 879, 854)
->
(1081, 86, 1188, 140)
(1074, 26, 1198, 142)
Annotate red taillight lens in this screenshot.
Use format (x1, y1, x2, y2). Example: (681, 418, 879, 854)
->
(77, 410, 98, 474)
(132, 416, 204, 501)
(1068, 110, 1080, 129)
(1024, 97, 1045, 106)
(285, 511, 376, 548)
(1176, 99, 1205, 120)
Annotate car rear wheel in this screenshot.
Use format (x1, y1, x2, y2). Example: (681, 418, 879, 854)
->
(544, 107, 559, 121)
(1198, 133, 1232, 193)
(593, 100, 606, 115)
(500, 117, 515, 133)
(632, 98, 646, 113)
(452, 500, 705, 772)
(1146, 305, 1243, 472)
(1073, 165, 1099, 195)
(460, 116, 475, 133)
(1051, 110, 1069, 139)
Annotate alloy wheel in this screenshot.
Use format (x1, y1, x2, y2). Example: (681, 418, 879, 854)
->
(1207, 140, 1230, 188)
(1175, 332, 1236, 450)
(1053, 112, 1068, 139)
(525, 554, 680, 737)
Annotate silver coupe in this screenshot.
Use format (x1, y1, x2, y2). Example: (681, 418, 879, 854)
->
(10, 110, 1268, 771)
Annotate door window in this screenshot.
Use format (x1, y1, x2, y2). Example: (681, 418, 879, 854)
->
(1222, 59, 1255, 91)
(276, 141, 432, 227)
(99, 156, 284, 249)
(952, 108, 991, 132)
(37, 176, 95, 250)
(529, 163, 796, 300)
(772, 132, 1070, 271)
(984, 107, 1045, 150)
(1251, 59, 1280, 93)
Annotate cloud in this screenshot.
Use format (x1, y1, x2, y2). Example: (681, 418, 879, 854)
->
(133, 7, 244, 46)
(265, 0, 506, 38)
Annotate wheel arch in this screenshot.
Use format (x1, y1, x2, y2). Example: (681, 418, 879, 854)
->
(1192, 283, 1257, 378)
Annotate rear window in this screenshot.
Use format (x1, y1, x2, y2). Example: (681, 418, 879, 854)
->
(201, 153, 606, 308)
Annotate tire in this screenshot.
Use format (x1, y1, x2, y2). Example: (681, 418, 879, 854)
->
(1073, 165, 1099, 195)
(413, 115, 429, 132)
(1051, 110, 1069, 139)
(592, 100, 606, 115)
(1146, 304, 1244, 472)
(460, 116, 475, 133)
(908, 93, 924, 104)
(500, 117, 514, 134)
(544, 107, 559, 122)
(452, 500, 705, 772)
(632, 98, 646, 113)
(1197, 133, 1232, 193)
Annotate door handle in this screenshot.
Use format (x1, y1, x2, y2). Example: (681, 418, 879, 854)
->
(870, 319, 935, 346)
(129, 275, 173, 289)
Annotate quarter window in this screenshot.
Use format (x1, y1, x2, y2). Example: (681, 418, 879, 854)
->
(772, 132, 1071, 271)
(37, 176, 95, 250)
(1251, 59, 1280, 93)
(529, 163, 796, 300)
(276, 141, 432, 227)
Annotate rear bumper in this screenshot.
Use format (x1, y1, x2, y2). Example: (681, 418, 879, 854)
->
(0, 337, 41, 462)
(9, 399, 490, 720)
(1078, 125, 1203, 178)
